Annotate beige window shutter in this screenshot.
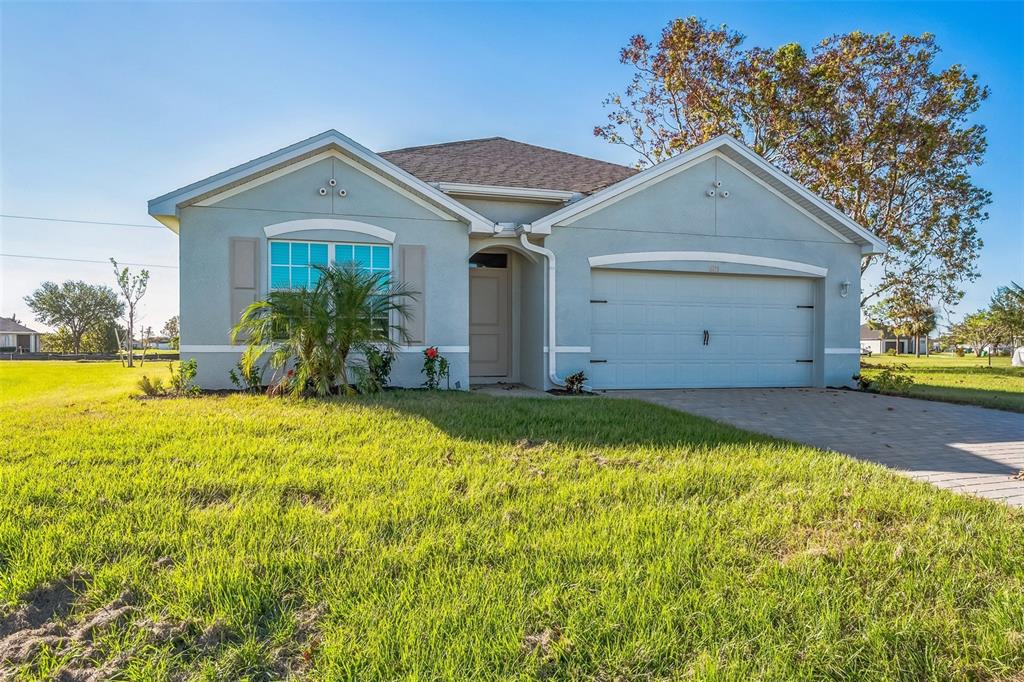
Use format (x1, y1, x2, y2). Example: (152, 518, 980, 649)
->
(230, 238, 259, 337)
(399, 245, 426, 344)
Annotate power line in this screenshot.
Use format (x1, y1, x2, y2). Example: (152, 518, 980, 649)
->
(0, 253, 178, 269)
(0, 214, 164, 229)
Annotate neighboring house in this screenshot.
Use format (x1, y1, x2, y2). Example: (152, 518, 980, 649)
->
(148, 130, 885, 390)
(0, 318, 41, 353)
(132, 336, 175, 350)
(860, 324, 929, 355)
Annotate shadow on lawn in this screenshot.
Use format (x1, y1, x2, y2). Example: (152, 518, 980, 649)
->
(359, 391, 772, 451)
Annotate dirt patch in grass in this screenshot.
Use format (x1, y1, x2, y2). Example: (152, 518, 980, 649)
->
(0, 570, 88, 640)
(269, 603, 326, 677)
(281, 485, 331, 512)
(0, 575, 136, 677)
(522, 625, 563, 659)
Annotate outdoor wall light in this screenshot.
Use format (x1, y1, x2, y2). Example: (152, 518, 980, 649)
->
(840, 280, 851, 298)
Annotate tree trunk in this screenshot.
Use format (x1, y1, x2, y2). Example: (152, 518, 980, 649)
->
(915, 334, 921, 357)
(895, 335, 901, 354)
(126, 311, 134, 368)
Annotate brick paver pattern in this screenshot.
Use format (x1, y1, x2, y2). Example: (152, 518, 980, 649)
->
(617, 388, 1024, 507)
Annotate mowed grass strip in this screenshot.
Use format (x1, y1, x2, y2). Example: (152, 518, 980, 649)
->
(861, 353, 1024, 412)
(0, 362, 1022, 680)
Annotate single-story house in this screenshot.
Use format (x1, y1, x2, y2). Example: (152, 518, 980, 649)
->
(0, 318, 41, 353)
(148, 130, 885, 390)
(860, 324, 928, 355)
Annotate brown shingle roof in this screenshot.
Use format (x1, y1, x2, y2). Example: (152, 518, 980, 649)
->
(0, 317, 38, 334)
(380, 137, 637, 195)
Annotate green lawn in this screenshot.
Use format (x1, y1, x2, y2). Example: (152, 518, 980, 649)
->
(1, 362, 1023, 680)
(860, 353, 1024, 413)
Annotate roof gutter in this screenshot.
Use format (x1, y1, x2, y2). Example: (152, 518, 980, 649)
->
(434, 182, 582, 204)
(517, 231, 564, 388)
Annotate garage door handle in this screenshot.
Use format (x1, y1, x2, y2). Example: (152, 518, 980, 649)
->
(589, 359, 607, 364)
(703, 330, 709, 346)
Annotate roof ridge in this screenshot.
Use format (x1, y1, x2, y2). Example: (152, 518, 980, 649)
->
(482, 137, 635, 171)
(381, 137, 506, 155)
(382, 136, 633, 172)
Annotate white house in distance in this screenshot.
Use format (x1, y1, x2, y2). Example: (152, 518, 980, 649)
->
(0, 318, 41, 353)
(860, 323, 928, 355)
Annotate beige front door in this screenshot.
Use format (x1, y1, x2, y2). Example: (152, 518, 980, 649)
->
(469, 267, 511, 377)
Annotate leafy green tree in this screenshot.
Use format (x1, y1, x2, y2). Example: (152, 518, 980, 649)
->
(82, 321, 125, 354)
(231, 263, 415, 397)
(24, 281, 123, 353)
(990, 282, 1024, 345)
(951, 311, 1001, 364)
(162, 315, 180, 349)
(596, 19, 989, 308)
(900, 300, 938, 357)
(40, 328, 75, 353)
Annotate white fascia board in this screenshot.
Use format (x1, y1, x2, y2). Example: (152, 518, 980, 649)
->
(147, 129, 494, 234)
(436, 182, 579, 203)
(151, 214, 180, 233)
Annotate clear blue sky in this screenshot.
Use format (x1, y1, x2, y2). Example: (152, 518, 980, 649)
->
(2, 1, 1021, 333)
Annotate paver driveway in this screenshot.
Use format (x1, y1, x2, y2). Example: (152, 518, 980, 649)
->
(617, 388, 1024, 507)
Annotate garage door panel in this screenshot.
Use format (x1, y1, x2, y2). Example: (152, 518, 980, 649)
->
(590, 270, 815, 389)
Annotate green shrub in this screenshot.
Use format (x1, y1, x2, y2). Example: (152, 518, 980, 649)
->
(229, 360, 263, 393)
(421, 347, 450, 390)
(168, 359, 200, 396)
(885, 348, 898, 356)
(136, 375, 166, 397)
(356, 346, 395, 394)
(872, 364, 914, 393)
(564, 371, 587, 394)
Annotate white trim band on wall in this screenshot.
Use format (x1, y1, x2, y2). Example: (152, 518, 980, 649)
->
(180, 345, 245, 353)
(824, 348, 862, 354)
(264, 218, 397, 243)
(182, 344, 469, 354)
(588, 251, 828, 278)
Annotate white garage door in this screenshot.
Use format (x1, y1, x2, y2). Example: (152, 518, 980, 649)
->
(590, 270, 816, 389)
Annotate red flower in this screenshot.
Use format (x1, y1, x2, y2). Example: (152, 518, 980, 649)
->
(425, 347, 438, 360)
(287, 369, 295, 377)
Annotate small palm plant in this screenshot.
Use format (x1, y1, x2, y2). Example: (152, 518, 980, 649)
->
(231, 263, 415, 396)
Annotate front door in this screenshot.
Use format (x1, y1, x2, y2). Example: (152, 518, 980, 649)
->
(469, 258, 511, 378)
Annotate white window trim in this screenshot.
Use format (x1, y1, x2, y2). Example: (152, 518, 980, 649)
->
(268, 238, 392, 291)
(587, 251, 828, 278)
(264, 218, 396, 243)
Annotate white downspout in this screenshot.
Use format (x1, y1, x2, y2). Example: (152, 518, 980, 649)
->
(518, 232, 564, 388)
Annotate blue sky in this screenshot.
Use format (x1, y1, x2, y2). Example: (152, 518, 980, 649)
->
(2, 1, 1021, 333)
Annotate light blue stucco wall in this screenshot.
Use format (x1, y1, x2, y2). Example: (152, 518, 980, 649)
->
(178, 155, 472, 389)
(176, 149, 864, 392)
(542, 155, 863, 388)
(457, 196, 564, 224)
